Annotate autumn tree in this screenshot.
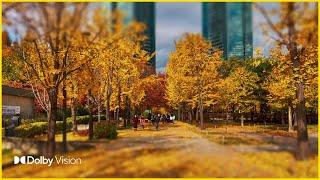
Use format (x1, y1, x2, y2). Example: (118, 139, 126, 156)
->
(167, 33, 222, 129)
(95, 9, 152, 127)
(256, 2, 318, 159)
(264, 48, 295, 131)
(218, 66, 259, 126)
(139, 73, 168, 112)
(2, 3, 97, 157)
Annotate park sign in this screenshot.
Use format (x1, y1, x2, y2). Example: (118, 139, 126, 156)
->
(2, 106, 20, 115)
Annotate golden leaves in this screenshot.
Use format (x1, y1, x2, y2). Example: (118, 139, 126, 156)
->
(166, 33, 222, 109)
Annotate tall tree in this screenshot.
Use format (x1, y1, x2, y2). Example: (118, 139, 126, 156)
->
(3, 3, 95, 157)
(167, 33, 222, 129)
(256, 2, 317, 159)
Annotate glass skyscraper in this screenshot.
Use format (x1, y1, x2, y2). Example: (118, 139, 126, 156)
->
(112, 2, 156, 72)
(202, 2, 253, 60)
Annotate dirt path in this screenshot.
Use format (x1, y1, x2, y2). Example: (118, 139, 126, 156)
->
(3, 122, 318, 178)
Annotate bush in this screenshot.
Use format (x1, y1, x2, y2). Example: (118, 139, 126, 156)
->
(57, 109, 71, 121)
(14, 120, 72, 138)
(15, 122, 47, 138)
(66, 115, 106, 124)
(93, 123, 117, 140)
(56, 120, 72, 133)
(77, 106, 89, 116)
(21, 119, 47, 125)
(3, 118, 11, 127)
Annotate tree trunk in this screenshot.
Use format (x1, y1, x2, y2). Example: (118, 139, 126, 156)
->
(188, 110, 192, 123)
(296, 83, 309, 160)
(47, 88, 58, 158)
(241, 115, 244, 127)
(288, 105, 294, 132)
(281, 112, 286, 125)
(88, 109, 93, 140)
(88, 90, 93, 140)
(125, 96, 131, 127)
(116, 85, 121, 128)
(106, 94, 111, 124)
(62, 81, 67, 153)
(98, 97, 101, 123)
(293, 109, 297, 127)
(177, 105, 181, 120)
(181, 109, 185, 122)
(116, 107, 120, 128)
(199, 101, 204, 130)
(286, 2, 309, 160)
(195, 107, 199, 124)
(71, 101, 77, 133)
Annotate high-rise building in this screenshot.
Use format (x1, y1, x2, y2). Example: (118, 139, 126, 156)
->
(202, 2, 253, 60)
(112, 2, 156, 72)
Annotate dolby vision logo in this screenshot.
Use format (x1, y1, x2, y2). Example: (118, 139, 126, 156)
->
(12, 155, 81, 166)
(14, 156, 26, 164)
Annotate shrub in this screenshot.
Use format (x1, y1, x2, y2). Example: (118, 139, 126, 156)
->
(15, 122, 47, 138)
(77, 106, 89, 116)
(15, 120, 72, 138)
(21, 119, 47, 125)
(93, 123, 117, 140)
(56, 120, 72, 133)
(2, 118, 11, 127)
(66, 115, 106, 124)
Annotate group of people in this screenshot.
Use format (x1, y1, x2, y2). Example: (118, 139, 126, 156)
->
(132, 113, 176, 131)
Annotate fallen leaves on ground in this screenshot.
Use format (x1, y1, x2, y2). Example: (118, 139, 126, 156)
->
(2, 121, 318, 178)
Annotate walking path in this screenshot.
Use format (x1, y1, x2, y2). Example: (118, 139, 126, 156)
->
(3, 122, 317, 178)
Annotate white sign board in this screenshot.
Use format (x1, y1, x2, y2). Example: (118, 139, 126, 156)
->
(2, 106, 20, 115)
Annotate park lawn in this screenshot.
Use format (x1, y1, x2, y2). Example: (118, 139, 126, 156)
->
(239, 152, 318, 177)
(34, 132, 89, 142)
(2, 121, 318, 178)
(185, 121, 318, 145)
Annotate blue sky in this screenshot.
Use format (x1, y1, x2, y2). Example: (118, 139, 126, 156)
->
(155, 3, 277, 72)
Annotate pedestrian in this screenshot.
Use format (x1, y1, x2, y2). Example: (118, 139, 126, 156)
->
(133, 115, 138, 131)
(148, 112, 152, 121)
(140, 115, 145, 129)
(166, 114, 170, 123)
(151, 114, 155, 126)
(172, 114, 176, 123)
(161, 114, 166, 124)
(155, 114, 161, 130)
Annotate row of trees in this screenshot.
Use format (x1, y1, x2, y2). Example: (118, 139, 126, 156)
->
(166, 3, 317, 160)
(2, 3, 156, 157)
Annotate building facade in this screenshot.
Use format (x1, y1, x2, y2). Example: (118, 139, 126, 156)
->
(202, 2, 253, 60)
(112, 2, 156, 72)
(2, 85, 35, 118)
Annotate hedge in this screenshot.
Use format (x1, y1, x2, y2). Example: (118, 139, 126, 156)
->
(15, 120, 72, 138)
(21, 119, 47, 125)
(15, 122, 47, 138)
(93, 123, 117, 140)
(20, 114, 105, 127)
(67, 115, 106, 124)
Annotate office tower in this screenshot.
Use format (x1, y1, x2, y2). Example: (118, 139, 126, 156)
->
(112, 2, 156, 72)
(202, 2, 253, 60)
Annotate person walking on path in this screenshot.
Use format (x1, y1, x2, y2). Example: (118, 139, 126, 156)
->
(151, 114, 155, 126)
(133, 115, 139, 131)
(155, 114, 161, 130)
(161, 114, 166, 124)
(140, 115, 145, 130)
(148, 112, 152, 122)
